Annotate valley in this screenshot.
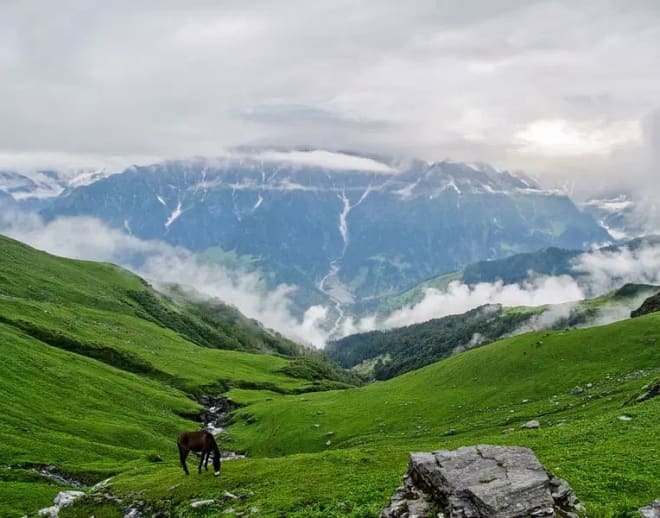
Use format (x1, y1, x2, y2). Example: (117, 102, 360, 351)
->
(0, 236, 658, 517)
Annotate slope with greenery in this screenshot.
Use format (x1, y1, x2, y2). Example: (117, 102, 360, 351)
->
(0, 235, 357, 517)
(1, 235, 659, 517)
(328, 283, 658, 380)
(98, 312, 660, 517)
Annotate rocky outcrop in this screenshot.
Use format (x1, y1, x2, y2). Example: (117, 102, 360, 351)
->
(381, 445, 586, 518)
(631, 292, 660, 318)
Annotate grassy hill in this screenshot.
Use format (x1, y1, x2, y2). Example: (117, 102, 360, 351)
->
(98, 313, 660, 517)
(328, 283, 658, 380)
(0, 235, 357, 517)
(1, 235, 659, 517)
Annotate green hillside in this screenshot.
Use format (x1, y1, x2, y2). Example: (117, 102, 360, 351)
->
(100, 313, 660, 517)
(0, 235, 356, 517)
(328, 283, 657, 380)
(1, 234, 659, 517)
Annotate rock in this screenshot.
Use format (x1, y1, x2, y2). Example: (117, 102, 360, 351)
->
(502, 428, 515, 434)
(570, 386, 584, 395)
(618, 415, 633, 421)
(639, 500, 660, 518)
(124, 509, 142, 518)
(586, 383, 593, 389)
(522, 420, 541, 429)
(38, 491, 86, 518)
(380, 445, 585, 518)
(223, 491, 239, 500)
(631, 292, 660, 318)
(147, 454, 163, 463)
(634, 380, 660, 404)
(443, 428, 457, 436)
(190, 499, 215, 508)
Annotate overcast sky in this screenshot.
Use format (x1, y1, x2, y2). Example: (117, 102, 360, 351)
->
(1, 0, 659, 194)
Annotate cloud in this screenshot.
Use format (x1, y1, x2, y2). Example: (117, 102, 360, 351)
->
(1, 0, 659, 196)
(341, 240, 660, 335)
(0, 209, 329, 347)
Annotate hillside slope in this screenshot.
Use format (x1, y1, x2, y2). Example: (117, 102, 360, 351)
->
(0, 235, 356, 517)
(96, 313, 660, 517)
(329, 284, 658, 379)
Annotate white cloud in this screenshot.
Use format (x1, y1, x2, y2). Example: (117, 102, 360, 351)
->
(0, 210, 330, 347)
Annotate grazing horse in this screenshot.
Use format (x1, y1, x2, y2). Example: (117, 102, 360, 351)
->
(177, 430, 221, 476)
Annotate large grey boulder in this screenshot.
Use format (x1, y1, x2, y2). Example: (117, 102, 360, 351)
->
(381, 445, 585, 518)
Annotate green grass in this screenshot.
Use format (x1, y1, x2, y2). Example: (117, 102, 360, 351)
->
(2, 234, 659, 517)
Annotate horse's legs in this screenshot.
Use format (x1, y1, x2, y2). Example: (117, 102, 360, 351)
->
(178, 444, 190, 476)
(204, 451, 210, 471)
(197, 452, 205, 474)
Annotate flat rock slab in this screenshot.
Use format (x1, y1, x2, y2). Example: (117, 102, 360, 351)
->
(381, 445, 585, 518)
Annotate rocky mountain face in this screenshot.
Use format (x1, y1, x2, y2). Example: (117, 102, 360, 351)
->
(35, 152, 609, 304)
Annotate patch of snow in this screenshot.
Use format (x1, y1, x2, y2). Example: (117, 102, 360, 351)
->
(156, 195, 166, 205)
(165, 201, 183, 229)
(252, 194, 263, 210)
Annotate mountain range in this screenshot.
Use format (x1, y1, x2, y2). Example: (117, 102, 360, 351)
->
(1, 151, 613, 322)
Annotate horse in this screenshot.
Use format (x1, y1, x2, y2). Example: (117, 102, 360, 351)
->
(177, 430, 221, 476)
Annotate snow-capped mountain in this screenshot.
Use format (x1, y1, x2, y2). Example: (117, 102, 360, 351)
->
(581, 194, 645, 241)
(39, 150, 610, 308)
(0, 167, 119, 201)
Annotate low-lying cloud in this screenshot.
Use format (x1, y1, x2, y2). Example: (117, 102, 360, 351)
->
(2, 206, 660, 347)
(0, 209, 329, 346)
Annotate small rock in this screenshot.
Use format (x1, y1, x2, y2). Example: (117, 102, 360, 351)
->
(586, 383, 593, 389)
(522, 399, 530, 403)
(502, 428, 515, 434)
(124, 508, 142, 518)
(325, 431, 335, 436)
(147, 454, 163, 463)
(313, 423, 320, 428)
(443, 428, 456, 436)
(190, 499, 215, 508)
(223, 491, 239, 500)
(618, 415, 633, 421)
(325, 440, 332, 446)
(570, 386, 584, 395)
(522, 420, 540, 429)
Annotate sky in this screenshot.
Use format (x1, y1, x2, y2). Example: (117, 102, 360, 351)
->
(1, 1, 659, 195)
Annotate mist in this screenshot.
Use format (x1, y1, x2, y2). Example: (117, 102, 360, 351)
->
(0, 208, 329, 346)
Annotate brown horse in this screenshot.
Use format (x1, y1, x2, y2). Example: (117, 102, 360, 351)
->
(177, 430, 221, 476)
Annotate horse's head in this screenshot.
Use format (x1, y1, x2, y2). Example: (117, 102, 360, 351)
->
(213, 450, 221, 476)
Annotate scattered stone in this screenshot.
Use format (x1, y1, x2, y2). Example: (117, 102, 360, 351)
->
(647, 338, 657, 345)
(634, 380, 660, 404)
(586, 383, 593, 389)
(147, 454, 163, 463)
(502, 428, 515, 435)
(313, 423, 320, 428)
(325, 440, 332, 446)
(522, 399, 530, 403)
(618, 415, 633, 421)
(443, 428, 456, 436)
(325, 431, 335, 436)
(570, 386, 584, 395)
(522, 420, 541, 429)
(38, 491, 86, 517)
(380, 445, 585, 517)
(639, 500, 660, 518)
(223, 491, 239, 500)
(190, 499, 215, 509)
(124, 507, 143, 517)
